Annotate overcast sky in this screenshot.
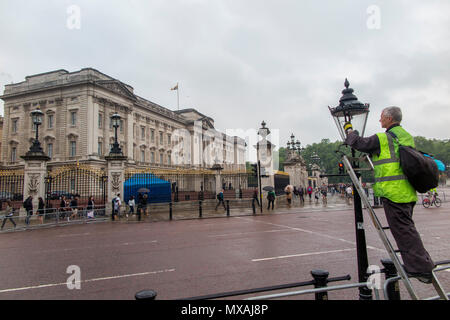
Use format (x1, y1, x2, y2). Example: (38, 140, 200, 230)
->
(1, 0, 449, 152)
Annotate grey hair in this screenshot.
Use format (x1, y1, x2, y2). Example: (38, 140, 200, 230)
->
(383, 106, 402, 123)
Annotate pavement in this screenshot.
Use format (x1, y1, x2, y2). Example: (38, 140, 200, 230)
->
(0, 191, 449, 300)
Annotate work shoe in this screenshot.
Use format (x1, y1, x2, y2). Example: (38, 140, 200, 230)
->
(406, 271, 433, 284)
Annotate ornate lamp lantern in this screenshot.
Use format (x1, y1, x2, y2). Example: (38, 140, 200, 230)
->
(109, 113, 123, 155)
(22, 107, 49, 160)
(329, 78, 370, 141)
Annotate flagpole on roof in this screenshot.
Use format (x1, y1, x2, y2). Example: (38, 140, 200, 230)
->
(171, 82, 179, 111)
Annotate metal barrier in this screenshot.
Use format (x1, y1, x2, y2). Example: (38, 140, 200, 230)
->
(135, 258, 450, 300)
(1, 193, 354, 231)
(176, 270, 351, 300)
(382, 260, 450, 301)
(0, 205, 107, 231)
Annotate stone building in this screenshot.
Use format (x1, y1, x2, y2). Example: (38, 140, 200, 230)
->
(0, 116, 3, 154)
(0, 68, 246, 171)
(0, 68, 248, 207)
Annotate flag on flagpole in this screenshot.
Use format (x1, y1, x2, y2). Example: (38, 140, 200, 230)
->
(171, 83, 178, 90)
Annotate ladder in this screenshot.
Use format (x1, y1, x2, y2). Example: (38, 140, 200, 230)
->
(341, 154, 449, 300)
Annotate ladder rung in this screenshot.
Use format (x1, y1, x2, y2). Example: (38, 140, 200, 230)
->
(382, 226, 390, 230)
(394, 249, 401, 253)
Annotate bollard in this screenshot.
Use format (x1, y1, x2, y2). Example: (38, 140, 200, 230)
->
(135, 289, 157, 300)
(169, 202, 173, 221)
(381, 258, 400, 300)
(311, 269, 329, 300)
(199, 200, 202, 218)
(226, 200, 230, 216)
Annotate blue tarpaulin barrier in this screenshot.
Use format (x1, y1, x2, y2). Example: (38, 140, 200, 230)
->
(124, 173, 171, 203)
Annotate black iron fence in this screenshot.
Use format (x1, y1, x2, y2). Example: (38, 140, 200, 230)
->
(45, 164, 107, 214)
(0, 168, 24, 211)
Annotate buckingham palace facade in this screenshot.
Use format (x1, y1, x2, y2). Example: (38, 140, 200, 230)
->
(0, 68, 247, 204)
(0, 68, 246, 170)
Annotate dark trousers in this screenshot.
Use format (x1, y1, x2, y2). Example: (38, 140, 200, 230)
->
(215, 200, 226, 210)
(252, 198, 260, 207)
(137, 207, 142, 221)
(267, 199, 274, 210)
(25, 210, 32, 225)
(382, 197, 435, 273)
(1, 216, 16, 229)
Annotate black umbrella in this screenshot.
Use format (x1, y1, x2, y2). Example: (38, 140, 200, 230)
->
(138, 188, 150, 193)
(263, 186, 274, 191)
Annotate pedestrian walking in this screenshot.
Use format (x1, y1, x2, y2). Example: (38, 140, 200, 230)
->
(59, 195, 69, 220)
(286, 190, 292, 208)
(87, 196, 95, 219)
(36, 197, 45, 224)
(345, 185, 353, 204)
(143, 194, 149, 217)
(252, 189, 260, 208)
(314, 188, 320, 204)
(298, 187, 304, 205)
(345, 105, 435, 283)
(215, 189, 226, 211)
(69, 196, 79, 220)
(321, 185, 328, 205)
(127, 196, 135, 219)
(112, 193, 121, 221)
(1, 200, 16, 229)
(267, 190, 275, 210)
(23, 195, 33, 226)
(307, 186, 313, 201)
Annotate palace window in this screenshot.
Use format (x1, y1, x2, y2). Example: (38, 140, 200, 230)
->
(47, 143, 53, 158)
(47, 114, 54, 129)
(70, 141, 76, 157)
(11, 119, 18, 133)
(159, 132, 163, 144)
(141, 126, 145, 139)
(160, 153, 164, 164)
(70, 111, 77, 126)
(151, 129, 155, 142)
(98, 141, 103, 156)
(98, 113, 103, 129)
(151, 151, 155, 164)
(11, 147, 17, 162)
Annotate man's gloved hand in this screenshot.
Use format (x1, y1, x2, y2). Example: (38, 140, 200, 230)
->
(343, 121, 353, 134)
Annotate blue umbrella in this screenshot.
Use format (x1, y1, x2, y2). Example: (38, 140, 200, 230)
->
(434, 159, 445, 172)
(423, 154, 446, 171)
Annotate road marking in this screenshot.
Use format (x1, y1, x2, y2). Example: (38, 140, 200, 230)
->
(252, 248, 355, 262)
(209, 229, 295, 237)
(57, 232, 91, 237)
(0, 268, 175, 294)
(236, 217, 385, 252)
(38, 240, 158, 254)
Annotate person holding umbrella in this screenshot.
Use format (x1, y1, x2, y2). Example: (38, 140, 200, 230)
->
(263, 186, 275, 210)
(284, 185, 293, 208)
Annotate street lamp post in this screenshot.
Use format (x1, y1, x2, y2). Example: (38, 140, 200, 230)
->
(22, 107, 50, 160)
(328, 78, 372, 300)
(110, 113, 123, 155)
